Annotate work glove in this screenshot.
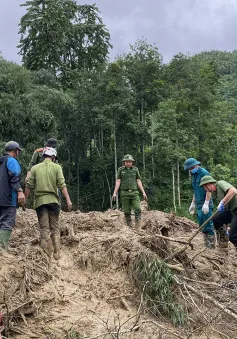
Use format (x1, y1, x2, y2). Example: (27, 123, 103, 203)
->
(217, 200, 225, 212)
(189, 201, 196, 215)
(202, 201, 209, 214)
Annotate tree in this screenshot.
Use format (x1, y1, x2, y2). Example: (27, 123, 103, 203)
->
(18, 0, 111, 80)
(118, 39, 163, 171)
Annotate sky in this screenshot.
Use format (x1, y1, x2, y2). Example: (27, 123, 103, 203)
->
(1, 0, 237, 64)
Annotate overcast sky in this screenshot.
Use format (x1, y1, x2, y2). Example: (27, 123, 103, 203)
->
(1, 0, 237, 64)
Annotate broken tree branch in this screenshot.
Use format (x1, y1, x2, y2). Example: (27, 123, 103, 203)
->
(155, 234, 194, 249)
(1, 299, 33, 317)
(184, 282, 237, 320)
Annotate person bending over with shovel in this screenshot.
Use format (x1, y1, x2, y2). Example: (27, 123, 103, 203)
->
(200, 175, 237, 251)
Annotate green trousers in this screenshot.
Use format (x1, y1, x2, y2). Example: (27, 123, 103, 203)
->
(121, 190, 141, 221)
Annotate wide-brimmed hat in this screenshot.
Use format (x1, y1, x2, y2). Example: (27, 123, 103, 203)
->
(184, 157, 201, 170)
(122, 154, 135, 162)
(200, 175, 216, 186)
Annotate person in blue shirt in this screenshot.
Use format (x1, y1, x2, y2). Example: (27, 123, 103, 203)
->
(184, 158, 215, 248)
(0, 141, 25, 250)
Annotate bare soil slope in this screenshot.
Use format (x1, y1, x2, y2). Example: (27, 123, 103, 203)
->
(1, 208, 237, 339)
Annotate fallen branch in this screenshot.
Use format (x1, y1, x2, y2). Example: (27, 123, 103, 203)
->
(182, 277, 222, 288)
(166, 263, 184, 272)
(120, 297, 131, 312)
(185, 283, 237, 320)
(3, 291, 9, 337)
(1, 300, 33, 317)
(141, 320, 184, 339)
(155, 234, 193, 249)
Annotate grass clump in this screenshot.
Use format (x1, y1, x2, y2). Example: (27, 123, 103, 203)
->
(132, 252, 186, 326)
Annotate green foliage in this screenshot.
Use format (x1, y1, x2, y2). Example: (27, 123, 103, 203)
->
(67, 330, 82, 339)
(2, 2, 237, 213)
(132, 253, 186, 326)
(18, 0, 111, 80)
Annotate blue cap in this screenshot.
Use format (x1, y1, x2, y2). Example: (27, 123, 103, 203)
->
(184, 158, 201, 170)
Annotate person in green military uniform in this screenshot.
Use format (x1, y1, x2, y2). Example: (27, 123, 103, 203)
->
(25, 138, 58, 183)
(200, 175, 237, 251)
(25, 147, 72, 260)
(112, 154, 147, 232)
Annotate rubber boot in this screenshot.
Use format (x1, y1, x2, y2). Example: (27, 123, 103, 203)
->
(135, 219, 142, 233)
(52, 234, 61, 260)
(124, 214, 132, 228)
(216, 227, 228, 252)
(40, 231, 53, 259)
(203, 233, 215, 249)
(0, 230, 12, 250)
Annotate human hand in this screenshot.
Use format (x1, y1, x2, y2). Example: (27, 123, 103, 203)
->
(67, 199, 73, 211)
(202, 201, 209, 214)
(189, 201, 196, 215)
(217, 200, 225, 212)
(18, 191, 26, 207)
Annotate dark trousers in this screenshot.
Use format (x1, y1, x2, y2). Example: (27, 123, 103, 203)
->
(212, 210, 237, 247)
(0, 206, 16, 231)
(36, 203, 60, 238)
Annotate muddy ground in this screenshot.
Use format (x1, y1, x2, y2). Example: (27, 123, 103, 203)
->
(1, 207, 237, 339)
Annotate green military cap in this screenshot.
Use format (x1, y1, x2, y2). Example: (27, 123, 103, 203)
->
(122, 154, 135, 162)
(200, 175, 216, 186)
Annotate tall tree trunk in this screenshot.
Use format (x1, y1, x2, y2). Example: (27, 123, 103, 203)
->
(104, 170, 112, 209)
(151, 133, 155, 180)
(140, 99, 145, 171)
(198, 104, 201, 159)
(100, 128, 104, 156)
(95, 147, 112, 209)
(172, 167, 177, 213)
(177, 160, 181, 208)
(114, 119, 118, 209)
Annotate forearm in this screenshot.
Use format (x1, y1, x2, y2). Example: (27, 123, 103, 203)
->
(137, 180, 145, 194)
(222, 188, 237, 204)
(192, 194, 196, 203)
(25, 187, 31, 199)
(61, 186, 71, 202)
(27, 152, 38, 171)
(25, 171, 31, 182)
(9, 174, 22, 192)
(113, 180, 121, 195)
(205, 191, 211, 202)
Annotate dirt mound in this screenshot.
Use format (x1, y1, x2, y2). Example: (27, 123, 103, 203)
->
(1, 208, 237, 338)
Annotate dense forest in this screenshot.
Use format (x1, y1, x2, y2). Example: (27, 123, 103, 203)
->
(1, 0, 237, 214)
